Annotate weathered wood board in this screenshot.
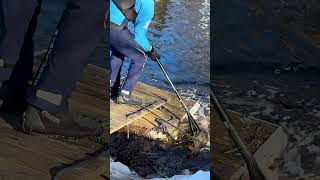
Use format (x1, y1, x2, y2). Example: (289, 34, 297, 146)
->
(130, 101, 199, 140)
(53, 151, 108, 180)
(117, 82, 198, 133)
(0, 59, 108, 179)
(110, 83, 170, 134)
(70, 64, 107, 119)
(0, 117, 105, 180)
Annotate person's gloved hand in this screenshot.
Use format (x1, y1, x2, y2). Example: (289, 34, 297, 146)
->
(147, 46, 160, 61)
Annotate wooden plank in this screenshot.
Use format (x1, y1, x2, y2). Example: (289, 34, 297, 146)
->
(128, 98, 203, 142)
(0, 61, 108, 179)
(110, 80, 177, 134)
(56, 64, 108, 179)
(110, 93, 167, 134)
(0, 117, 102, 180)
(134, 83, 176, 102)
(53, 151, 108, 180)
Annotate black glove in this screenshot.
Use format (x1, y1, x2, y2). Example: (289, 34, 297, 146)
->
(147, 46, 160, 61)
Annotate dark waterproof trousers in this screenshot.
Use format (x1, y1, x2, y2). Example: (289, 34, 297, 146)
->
(0, 0, 106, 113)
(110, 27, 147, 95)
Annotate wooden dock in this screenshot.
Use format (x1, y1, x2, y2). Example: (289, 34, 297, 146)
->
(120, 96, 288, 180)
(109, 80, 288, 180)
(0, 53, 108, 180)
(0, 51, 288, 180)
(109, 82, 288, 180)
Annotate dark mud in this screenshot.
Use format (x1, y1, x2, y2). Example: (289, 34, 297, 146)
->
(110, 126, 210, 178)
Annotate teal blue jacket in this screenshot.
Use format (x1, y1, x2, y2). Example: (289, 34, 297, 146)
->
(110, 0, 154, 52)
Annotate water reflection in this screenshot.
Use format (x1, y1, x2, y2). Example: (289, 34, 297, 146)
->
(198, 0, 210, 38)
(134, 0, 210, 104)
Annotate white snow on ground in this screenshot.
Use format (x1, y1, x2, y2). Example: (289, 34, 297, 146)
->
(111, 159, 210, 180)
(110, 159, 142, 180)
(150, 171, 210, 180)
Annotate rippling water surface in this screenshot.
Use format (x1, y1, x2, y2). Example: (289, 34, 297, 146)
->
(127, 0, 210, 106)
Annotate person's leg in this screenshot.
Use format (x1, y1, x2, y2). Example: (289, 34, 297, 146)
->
(22, 0, 107, 137)
(121, 48, 147, 94)
(10, 0, 42, 85)
(26, 0, 107, 113)
(0, 1, 5, 39)
(110, 47, 124, 92)
(0, 0, 39, 109)
(110, 28, 147, 97)
(0, 0, 38, 83)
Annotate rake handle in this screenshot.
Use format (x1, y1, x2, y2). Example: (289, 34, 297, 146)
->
(211, 91, 267, 180)
(155, 58, 200, 134)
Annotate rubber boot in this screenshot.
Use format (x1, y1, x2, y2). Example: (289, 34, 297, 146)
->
(22, 105, 106, 138)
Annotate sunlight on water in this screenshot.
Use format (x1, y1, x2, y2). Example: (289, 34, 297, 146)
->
(150, 0, 209, 103)
(139, 0, 211, 106)
(198, 0, 210, 39)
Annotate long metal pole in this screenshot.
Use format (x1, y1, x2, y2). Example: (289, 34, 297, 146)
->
(211, 90, 267, 180)
(155, 58, 200, 135)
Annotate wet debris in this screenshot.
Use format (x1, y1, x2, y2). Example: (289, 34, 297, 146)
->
(246, 90, 257, 97)
(283, 147, 304, 177)
(307, 145, 320, 153)
(213, 75, 320, 178)
(307, 109, 320, 118)
(273, 65, 304, 75)
(282, 116, 291, 121)
(264, 85, 280, 90)
(180, 169, 192, 175)
(274, 69, 281, 75)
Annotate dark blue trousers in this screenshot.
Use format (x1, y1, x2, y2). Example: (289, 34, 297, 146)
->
(110, 27, 147, 95)
(0, 0, 106, 113)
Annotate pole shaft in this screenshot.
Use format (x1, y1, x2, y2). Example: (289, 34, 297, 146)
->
(211, 91, 267, 180)
(156, 59, 200, 133)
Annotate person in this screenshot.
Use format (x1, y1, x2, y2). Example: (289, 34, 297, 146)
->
(110, 0, 160, 104)
(0, 0, 107, 137)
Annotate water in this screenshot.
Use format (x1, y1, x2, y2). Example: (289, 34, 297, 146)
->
(122, 0, 210, 107)
(34, 0, 210, 109)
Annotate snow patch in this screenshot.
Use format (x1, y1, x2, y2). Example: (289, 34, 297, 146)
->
(111, 159, 210, 180)
(150, 171, 210, 180)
